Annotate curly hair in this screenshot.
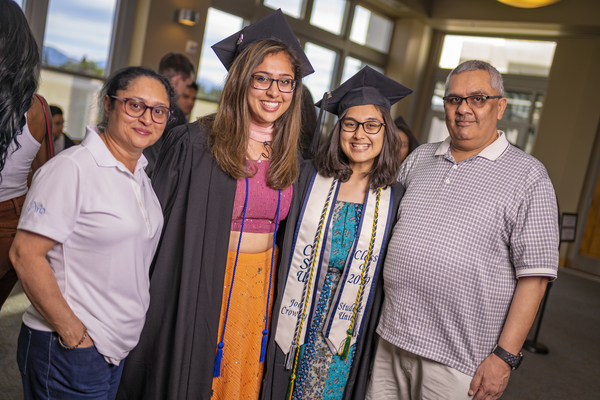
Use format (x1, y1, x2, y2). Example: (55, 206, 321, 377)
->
(315, 105, 401, 191)
(206, 40, 305, 190)
(0, 0, 40, 179)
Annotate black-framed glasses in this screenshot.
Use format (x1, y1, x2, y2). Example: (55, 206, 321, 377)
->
(442, 95, 503, 109)
(341, 118, 386, 135)
(251, 75, 297, 93)
(111, 96, 172, 124)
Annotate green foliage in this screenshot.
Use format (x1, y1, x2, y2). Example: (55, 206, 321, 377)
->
(44, 54, 105, 77)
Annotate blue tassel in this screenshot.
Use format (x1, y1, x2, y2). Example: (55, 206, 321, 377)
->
(213, 342, 224, 377)
(260, 329, 268, 363)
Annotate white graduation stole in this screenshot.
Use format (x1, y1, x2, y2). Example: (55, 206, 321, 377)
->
(275, 172, 393, 357)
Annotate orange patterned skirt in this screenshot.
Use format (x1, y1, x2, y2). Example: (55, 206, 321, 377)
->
(211, 247, 278, 400)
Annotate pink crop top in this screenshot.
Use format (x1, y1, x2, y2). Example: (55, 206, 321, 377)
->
(230, 160, 293, 233)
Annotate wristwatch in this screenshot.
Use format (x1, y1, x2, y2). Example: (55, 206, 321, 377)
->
(492, 344, 523, 370)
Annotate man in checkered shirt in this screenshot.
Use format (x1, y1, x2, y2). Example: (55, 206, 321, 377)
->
(366, 60, 559, 400)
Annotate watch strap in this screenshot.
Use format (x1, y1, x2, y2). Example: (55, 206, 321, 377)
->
(492, 344, 523, 370)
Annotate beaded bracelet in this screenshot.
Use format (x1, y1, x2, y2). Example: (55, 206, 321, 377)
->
(58, 325, 88, 350)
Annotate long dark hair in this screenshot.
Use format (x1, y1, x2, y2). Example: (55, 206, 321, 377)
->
(315, 105, 401, 191)
(0, 0, 40, 177)
(97, 66, 175, 133)
(206, 40, 304, 190)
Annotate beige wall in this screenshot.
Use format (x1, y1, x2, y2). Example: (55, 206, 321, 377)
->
(129, 0, 211, 73)
(386, 17, 432, 125)
(531, 36, 600, 267)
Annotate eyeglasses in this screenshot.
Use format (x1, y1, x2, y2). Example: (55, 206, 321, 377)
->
(251, 75, 296, 93)
(442, 95, 503, 108)
(341, 118, 386, 135)
(111, 96, 172, 124)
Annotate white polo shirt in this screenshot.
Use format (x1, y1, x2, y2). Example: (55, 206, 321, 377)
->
(19, 125, 164, 363)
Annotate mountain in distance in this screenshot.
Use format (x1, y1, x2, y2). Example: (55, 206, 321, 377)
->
(42, 46, 106, 70)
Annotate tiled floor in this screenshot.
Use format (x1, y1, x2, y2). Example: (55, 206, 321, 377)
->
(0, 290, 28, 400)
(1, 269, 599, 399)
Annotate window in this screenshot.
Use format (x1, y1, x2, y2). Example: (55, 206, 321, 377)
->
(341, 57, 383, 83)
(37, 70, 104, 140)
(264, 0, 305, 19)
(15, 0, 23, 7)
(350, 6, 393, 53)
(310, 0, 347, 35)
(42, 0, 118, 78)
(303, 43, 337, 100)
(439, 35, 556, 77)
(196, 8, 245, 102)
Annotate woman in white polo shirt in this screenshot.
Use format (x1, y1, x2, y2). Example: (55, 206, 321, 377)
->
(9, 66, 172, 400)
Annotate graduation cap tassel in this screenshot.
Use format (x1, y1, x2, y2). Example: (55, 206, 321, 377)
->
(284, 344, 297, 370)
(213, 342, 224, 377)
(260, 329, 268, 363)
(340, 329, 353, 360)
(310, 91, 331, 155)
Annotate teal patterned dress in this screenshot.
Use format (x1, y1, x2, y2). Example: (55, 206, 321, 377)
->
(292, 200, 363, 400)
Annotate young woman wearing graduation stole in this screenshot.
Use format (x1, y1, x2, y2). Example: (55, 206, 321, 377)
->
(116, 10, 314, 400)
(260, 66, 412, 400)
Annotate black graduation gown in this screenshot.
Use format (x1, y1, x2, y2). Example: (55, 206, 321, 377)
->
(142, 103, 187, 178)
(116, 121, 306, 400)
(260, 165, 404, 400)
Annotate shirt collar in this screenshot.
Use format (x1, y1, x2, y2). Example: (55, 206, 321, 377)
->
(434, 130, 509, 161)
(82, 126, 148, 174)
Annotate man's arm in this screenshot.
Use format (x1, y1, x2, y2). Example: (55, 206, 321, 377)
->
(468, 276, 549, 400)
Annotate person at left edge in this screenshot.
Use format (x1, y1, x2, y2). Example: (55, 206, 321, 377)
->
(10, 66, 171, 400)
(116, 9, 314, 400)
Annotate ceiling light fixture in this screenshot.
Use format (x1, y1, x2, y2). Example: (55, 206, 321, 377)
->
(496, 0, 561, 8)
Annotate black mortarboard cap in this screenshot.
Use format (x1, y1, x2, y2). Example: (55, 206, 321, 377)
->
(311, 66, 412, 153)
(315, 66, 412, 115)
(394, 115, 409, 128)
(211, 9, 314, 77)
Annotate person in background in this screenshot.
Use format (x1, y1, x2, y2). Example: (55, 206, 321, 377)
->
(0, 0, 53, 310)
(116, 10, 314, 400)
(178, 82, 198, 121)
(49, 105, 76, 153)
(262, 66, 412, 400)
(143, 52, 195, 176)
(393, 116, 419, 164)
(10, 66, 171, 399)
(366, 60, 559, 400)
